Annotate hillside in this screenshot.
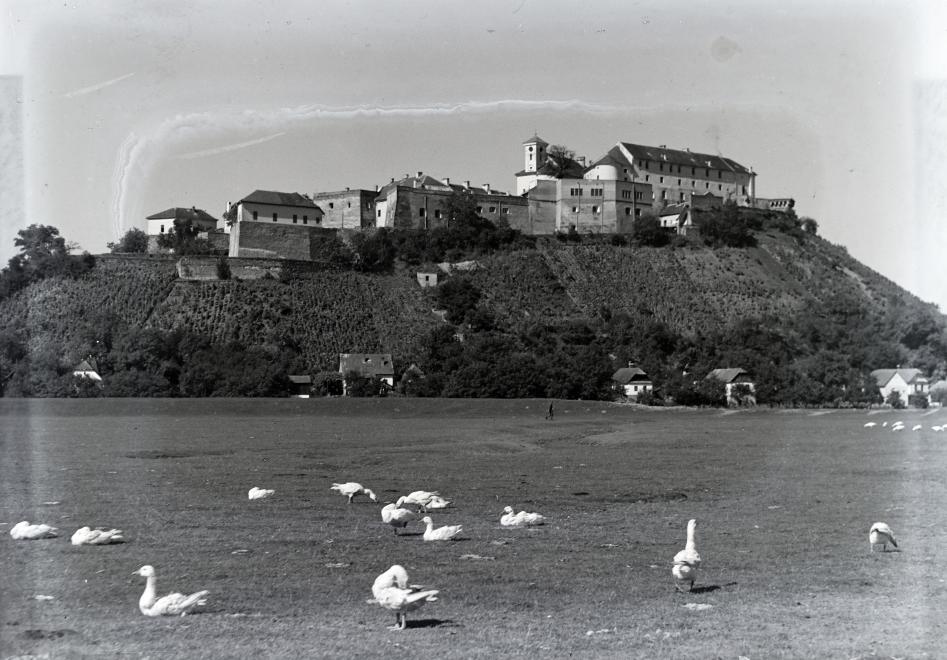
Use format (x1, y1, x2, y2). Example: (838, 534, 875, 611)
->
(0, 226, 944, 403)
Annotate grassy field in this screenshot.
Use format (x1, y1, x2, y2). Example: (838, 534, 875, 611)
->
(1, 398, 945, 659)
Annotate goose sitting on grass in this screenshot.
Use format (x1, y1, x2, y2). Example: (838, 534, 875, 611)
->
(133, 565, 209, 616)
(869, 522, 898, 552)
(248, 487, 275, 500)
(671, 519, 702, 592)
(10, 521, 58, 540)
(70, 527, 125, 545)
(369, 564, 439, 630)
(421, 516, 463, 542)
(425, 495, 451, 510)
(331, 482, 377, 503)
(381, 503, 417, 535)
(500, 506, 546, 527)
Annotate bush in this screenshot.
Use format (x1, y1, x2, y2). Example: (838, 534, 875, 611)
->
(885, 390, 905, 409)
(907, 393, 930, 409)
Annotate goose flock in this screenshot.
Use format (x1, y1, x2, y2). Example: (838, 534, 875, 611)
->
(7, 412, 925, 630)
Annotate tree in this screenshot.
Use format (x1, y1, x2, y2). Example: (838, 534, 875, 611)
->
(436, 278, 481, 325)
(632, 213, 670, 247)
(1, 224, 93, 299)
(155, 217, 215, 255)
(546, 144, 577, 178)
(107, 227, 149, 253)
(801, 217, 819, 235)
(885, 390, 905, 409)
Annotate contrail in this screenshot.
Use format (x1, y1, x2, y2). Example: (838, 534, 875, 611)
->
(64, 72, 135, 98)
(108, 98, 634, 237)
(175, 132, 287, 159)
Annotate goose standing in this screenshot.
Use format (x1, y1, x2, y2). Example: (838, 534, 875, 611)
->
(248, 487, 275, 500)
(869, 522, 898, 552)
(381, 503, 417, 535)
(671, 519, 702, 592)
(500, 506, 546, 527)
(421, 516, 463, 542)
(70, 527, 125, 545)
(331, 482, 377, 503)
(10, 521, 58, 540)
(133, 565, 209, 616)
(369, 564, 439, 630)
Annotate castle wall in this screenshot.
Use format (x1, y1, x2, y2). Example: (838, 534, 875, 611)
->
(229, 221, 337, 260)
(312, 189, 376, 229)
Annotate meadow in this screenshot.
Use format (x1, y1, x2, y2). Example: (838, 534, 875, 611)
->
(1, 398, 945, 659)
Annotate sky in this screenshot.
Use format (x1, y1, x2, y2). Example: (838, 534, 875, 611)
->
(1, 0, 945, 311)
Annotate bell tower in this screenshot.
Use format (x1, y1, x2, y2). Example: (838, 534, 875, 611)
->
(523, 134, 548, 174)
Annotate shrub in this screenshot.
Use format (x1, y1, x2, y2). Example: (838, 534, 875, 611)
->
(885, 390, 905, 409)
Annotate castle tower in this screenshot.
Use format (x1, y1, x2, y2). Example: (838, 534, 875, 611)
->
(523, 134, 548, 174)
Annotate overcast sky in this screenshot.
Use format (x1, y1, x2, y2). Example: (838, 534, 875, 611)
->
(1, 0, 945, 311)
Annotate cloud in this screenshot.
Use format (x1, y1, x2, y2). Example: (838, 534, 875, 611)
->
(174, 132, 287, 159)
(64, 73, 135, 98)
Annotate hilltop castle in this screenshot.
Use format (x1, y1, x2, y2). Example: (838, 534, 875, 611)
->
(147, 135, 794, 260)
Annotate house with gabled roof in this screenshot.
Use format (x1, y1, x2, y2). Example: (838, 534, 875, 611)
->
(146, 207, 219, 237)
(338, 353, 395, 395)
(611, 363, 653, 400)
(225, 190, 323, 234)
(224, 190, 328, 260)
(72, 357, 103, 388)
(706, 368, 756, 406)
(871, 368, 931, 407)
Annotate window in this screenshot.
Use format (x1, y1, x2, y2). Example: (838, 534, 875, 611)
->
(592, 205, 599, 213)
(705, 182, 710, 189)
(252, 211, 258, 220)
(347, 202, 351, 208)
(705, 168, 710, 176)
(272, 213, 278, 222)
(293, 214, 298, 224)
(570, 187, 583, 197)
(160, 224, 165, 233)
(303, 215, 308, 223)
(476, 206, 482, 213)
(502, 207, 510, 214)
(377, 209, 381, 217)
(677, 179, 681, 185)
(691, 167, 696, 175)
(718, 184, 722, 190)
(329, 202, 334, 209)
(659, 177, 664, 183)
(659, 163, 664, 171)
(718, 171, 722, 179)
(624, 207, 631, 216)
(419, 208, 426, 217)
(635, 208, 642, 218)
(661, 190, 668, 200)
(489, 206, 496, 213)
(590, 188, 603, 197)
(621, 190, 631, 199)
(635, 191, 643, 200)
(434, 209, 442, 219)
(679, 192, 685, 201)
(645, 175, 650, 182)
(571, 206, 579, 213)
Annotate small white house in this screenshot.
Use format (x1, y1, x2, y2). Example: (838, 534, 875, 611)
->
(338, 353, 395, 395)
(72, 358, 103, 387)
(706, 368, 756, 406)
(611, 364, 653, 400)
(871, 368, 931, 407)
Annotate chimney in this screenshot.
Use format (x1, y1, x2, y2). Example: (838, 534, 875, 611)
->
(345, 186, 350, 191)
(484, 183, 491, 193)
(375, 184, 379, 192)
(417, 171, 423, 178)
(443, 177, 450, 185)
(391, 177, 395, 183)
(465, 180, 470, 188)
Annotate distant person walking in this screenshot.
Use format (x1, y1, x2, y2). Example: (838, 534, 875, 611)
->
(545, 401, 555, 420)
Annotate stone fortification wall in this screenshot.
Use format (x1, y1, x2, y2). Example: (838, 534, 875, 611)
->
(177, 256, 336, 281)
(230, 221, 338, 260)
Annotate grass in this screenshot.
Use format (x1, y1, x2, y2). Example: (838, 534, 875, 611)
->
(1, 398, 945, 658)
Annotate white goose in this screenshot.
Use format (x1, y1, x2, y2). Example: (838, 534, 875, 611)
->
(863, 422, 877, 428)
(369, 564, 439, 630)
(421, 516, 463, 542)
(672, 519, 702, 592)
(381, 503, 417, 535)
(70, 526, 125, 545)
(425, 495, 452, 510)
(248, 487, 275, 500)
(133, 565, 209, 616)
(397, 491, 442, 512)
(10, 521, 58, 540)
(500, 506, 546, 527)
(869, 522, 898, 552)
(331, 482, 377, 503)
